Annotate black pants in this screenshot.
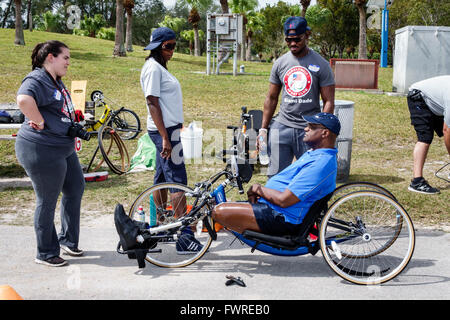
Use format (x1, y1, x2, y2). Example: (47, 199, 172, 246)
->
(15, 137, 85, 260)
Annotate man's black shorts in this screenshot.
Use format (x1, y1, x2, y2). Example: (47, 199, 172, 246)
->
(407, 90, 443, 144)
(251, 202, 302, 236)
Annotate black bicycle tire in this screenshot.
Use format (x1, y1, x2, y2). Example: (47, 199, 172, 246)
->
(111, 108, 141, 140)
(98, 125, 130, 174)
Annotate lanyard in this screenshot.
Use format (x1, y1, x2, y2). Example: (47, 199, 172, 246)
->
(44, 69, 75, 122)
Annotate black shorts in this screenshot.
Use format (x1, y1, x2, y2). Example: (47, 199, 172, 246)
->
(407, 90, 444, 144)
(251, 202, 302, 236)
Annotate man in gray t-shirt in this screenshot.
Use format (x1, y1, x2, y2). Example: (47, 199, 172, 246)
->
(406, 75, 450, 194)
(258, 16, 335, 177)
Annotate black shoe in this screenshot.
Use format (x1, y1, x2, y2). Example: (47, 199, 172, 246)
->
(408, 178, 440, 194)
(176, 234, 203, 255)
(60, 245, 84, 256)
(35, 256, 68, 267)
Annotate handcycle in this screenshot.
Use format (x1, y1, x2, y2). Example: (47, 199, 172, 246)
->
(114, 146, 415, 285)
(83, 90, 141, 174)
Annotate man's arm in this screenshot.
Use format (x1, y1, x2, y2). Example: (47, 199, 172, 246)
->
(320, 85, 335, 114)
(443, 122, 450, 155)
(261, 83, 281, 129)
(247, 183, 299, 208)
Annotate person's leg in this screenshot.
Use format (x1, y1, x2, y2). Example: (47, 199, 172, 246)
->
(412, 141, 430, 178)
(211, 202, 261, 234)
(58, 151, 85, 250)
(15, 138, 67, 261)
(293, 127, 308, 160)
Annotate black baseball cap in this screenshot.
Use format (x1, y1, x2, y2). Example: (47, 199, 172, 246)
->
(144, 27, 176, 51)
(284, 16, 311, 36)
(303, 112, 341, 135)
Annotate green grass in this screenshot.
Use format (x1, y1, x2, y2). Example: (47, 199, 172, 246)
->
(0, 29, 448, 228)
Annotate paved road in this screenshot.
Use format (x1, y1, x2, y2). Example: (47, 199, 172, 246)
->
(0, 217, 449, 302)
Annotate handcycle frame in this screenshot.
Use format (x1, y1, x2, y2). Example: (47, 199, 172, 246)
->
(117, 145, 415, 285)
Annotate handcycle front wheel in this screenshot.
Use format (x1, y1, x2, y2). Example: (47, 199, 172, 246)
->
(319, 191, 415, 285)
(110, 108, 141, 140)
(129, 183, 213, 268)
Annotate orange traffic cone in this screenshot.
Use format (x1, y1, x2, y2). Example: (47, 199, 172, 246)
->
(0, 285, 23, 300)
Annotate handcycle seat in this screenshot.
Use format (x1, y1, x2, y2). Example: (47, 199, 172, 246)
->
(242, 193, 333, 253)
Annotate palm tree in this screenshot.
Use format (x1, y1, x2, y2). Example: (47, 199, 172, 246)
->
(245, 11, 265, 61)
(14, 0, 25, 45)
(185, 0, 211, 57)
(230, 0, 258, 61)
(113, 0, 126, 57)
(124, 0, 134, 52)
(354, 0, 368, 59)
(300, 0, 311, 18)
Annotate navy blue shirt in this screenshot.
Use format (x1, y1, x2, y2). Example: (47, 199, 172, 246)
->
(258, 148, 338, 224)
(17, 67, 75, 146)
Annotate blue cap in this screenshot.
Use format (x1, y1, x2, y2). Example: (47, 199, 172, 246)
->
(144, 27, 176, 51)
(303, 112, 341, 135)
(284, 16, 311, 36)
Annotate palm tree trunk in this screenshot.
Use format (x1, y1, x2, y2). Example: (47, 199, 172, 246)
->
(125, 10, 133, 52)
(219, 0, 229, 13)
(194, 26, 200, 57)
(27, 0, 32, 32)
(246, 35, 252, 61)
(14, 0, 25, 45)
(357, 3, 367, 59)
(113, 0, 126, 57)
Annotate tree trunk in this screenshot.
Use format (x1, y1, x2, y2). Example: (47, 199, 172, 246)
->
(14, 0, 25, 46)
(219, 0, 229, 14)
(246, 35, 252, 61)
(2, 0, 13, 28)
(27, 0, 32, 32)
(125, 9, 133, 52)
(113, 0, 126, 57)
(357, 3, 367, 59)
(300, 0, 311, 18)
(194, 26, 200, 57)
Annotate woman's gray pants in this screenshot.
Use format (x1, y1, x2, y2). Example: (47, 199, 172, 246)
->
(15, 137, 85, 260)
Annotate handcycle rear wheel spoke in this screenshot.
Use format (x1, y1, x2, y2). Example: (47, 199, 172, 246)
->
(320, 191, 415, 285)
(129, 182, 213, 268)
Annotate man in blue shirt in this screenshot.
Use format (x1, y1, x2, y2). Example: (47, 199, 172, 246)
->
(212, 112, 340, 236)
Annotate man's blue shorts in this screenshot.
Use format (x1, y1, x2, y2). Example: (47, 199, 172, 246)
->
(251, 202, 302, 236)
(148, 123, 188, 189)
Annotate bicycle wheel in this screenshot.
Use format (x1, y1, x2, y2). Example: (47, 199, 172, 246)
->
(129, 183, 213, 268)
(111, 109, 141, 140)
(330, 182, 397, 205)
(98, 125, 130, 174)
(319, 191, 415, 285)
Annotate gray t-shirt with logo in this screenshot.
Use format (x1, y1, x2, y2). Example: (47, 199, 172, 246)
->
(269, 49, 335, 129)
(17, 67, 75, 146)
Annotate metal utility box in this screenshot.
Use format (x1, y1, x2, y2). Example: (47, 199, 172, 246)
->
(206, 13, 243, 76)
(393, 26, 450, 94)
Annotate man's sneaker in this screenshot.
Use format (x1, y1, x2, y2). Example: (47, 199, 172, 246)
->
(176, 234, 203, 255)
(60, 245, 84, 256)
(408, 178, 440, 194)
(35, 256, 67, 267)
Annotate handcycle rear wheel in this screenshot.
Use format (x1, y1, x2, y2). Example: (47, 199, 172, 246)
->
(98, 125, 130, 174)
(110, 108, 141, 140)
(129, 183, 213, 268)
(319, 191, 415, 285)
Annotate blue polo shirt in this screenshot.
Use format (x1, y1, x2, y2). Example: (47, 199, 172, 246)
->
(258, 148, 338, 224)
